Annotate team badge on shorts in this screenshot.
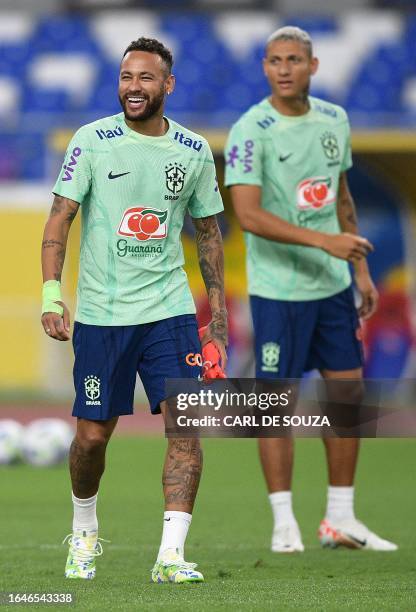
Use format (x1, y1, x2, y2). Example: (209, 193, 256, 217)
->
(261, 342, 280, 373)
(84, 375, 101, 406)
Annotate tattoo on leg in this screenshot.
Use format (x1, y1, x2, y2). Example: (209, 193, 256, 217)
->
(69, 438, 106, 498)
(162, 439, 203, 509)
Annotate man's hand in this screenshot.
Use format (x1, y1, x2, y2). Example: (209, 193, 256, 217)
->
(198, 325, 226, 378)
(200, 312, 228, 370)
(322, 232, 374, 262)
(41, 302, 71, 341)
(355, 272, 378, 320)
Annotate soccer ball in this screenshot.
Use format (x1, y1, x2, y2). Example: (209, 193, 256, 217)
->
(0, 420, 24, 464)
(22, 418, 74, 467)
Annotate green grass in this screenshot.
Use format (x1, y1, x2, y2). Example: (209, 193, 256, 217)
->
(1, 438, 416, 610)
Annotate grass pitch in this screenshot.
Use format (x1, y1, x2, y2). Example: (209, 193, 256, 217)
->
(1, 436, 416, 610)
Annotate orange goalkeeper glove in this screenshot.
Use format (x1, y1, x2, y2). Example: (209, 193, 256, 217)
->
(198, 326, 226, 379)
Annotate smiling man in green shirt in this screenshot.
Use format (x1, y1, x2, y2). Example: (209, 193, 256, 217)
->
(41, 37, 227, 583)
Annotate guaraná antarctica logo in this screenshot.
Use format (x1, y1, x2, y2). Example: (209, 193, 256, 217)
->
(117, 206, 168, 258)
(296, 176, 336, 211)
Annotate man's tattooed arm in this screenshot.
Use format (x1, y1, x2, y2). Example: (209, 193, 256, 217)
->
(41, 195, 80, 282)
(337, 172, 379, 318)
(337, 172, 359, 235)
(192, 215, 228, 354)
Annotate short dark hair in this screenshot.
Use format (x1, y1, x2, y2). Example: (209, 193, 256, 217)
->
(123, 37, 173, 74)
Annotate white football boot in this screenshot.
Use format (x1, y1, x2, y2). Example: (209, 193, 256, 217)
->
(319, 518, 398, 551)
(271, 522, 305, 553)
(63, 530, 104, 579)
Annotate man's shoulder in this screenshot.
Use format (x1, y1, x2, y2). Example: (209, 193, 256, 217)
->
(309, 96, 349, 125)
(230, 99, 275, 135)
(74, 113, 126, 142)
(168, 118, 210, 155)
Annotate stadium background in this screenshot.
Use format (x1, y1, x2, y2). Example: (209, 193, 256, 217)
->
(1, 3, 416, 609)
(1, 1, 416, 399)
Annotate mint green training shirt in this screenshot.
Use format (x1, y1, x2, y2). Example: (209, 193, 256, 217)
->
(224, 96, 352, 301)
(53, 113, 223, 325)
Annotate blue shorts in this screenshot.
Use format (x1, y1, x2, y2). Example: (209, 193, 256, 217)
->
(250, 286, 364, 378)
(72, 314, 201, 419)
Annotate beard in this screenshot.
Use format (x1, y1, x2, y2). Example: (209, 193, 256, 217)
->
(119, 87, 165, 122)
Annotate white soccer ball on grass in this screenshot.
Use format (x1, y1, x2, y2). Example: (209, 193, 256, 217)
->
(22, 418, 74, 467)
(0, 419, 24, 464)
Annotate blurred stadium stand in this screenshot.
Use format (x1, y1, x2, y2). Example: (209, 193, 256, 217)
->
(0, 9, 415, 180)
(1, 5, 416, 399)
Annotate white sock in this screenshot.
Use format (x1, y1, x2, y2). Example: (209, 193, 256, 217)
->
(72, 492, 98, 533)
(269, 491, 296, 527)
(325, 486, 355, 523)
(157, 511, 192, 560)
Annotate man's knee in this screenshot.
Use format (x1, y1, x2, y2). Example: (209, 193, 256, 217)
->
(74, 419, 115, 453)
(322, 379, 365, 432)
(327, 380, 364, 406)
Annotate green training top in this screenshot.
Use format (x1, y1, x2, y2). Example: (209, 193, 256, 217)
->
(224, 96, 352, 301)
(53, 113, 223, 325)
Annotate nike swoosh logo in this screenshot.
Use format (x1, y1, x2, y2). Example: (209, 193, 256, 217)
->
(108, 171, 130, 180)
(279, 153, 293, 162)
(346, 533, 366, 547)
(164, 518, 171, 522)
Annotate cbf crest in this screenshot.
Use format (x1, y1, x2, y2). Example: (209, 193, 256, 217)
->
(261, 342, 280, 373)
(320, 132, 340, 160)
(165, 162, 186, 194)
(84, 375, 101, 404)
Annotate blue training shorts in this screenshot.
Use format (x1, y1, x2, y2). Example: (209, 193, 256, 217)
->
(250, 286, 364, 378)
(72, 314, 202, 419)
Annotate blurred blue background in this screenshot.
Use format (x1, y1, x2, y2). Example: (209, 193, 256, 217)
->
(1, 4, 416, 179)
(1, 0, 416, 398)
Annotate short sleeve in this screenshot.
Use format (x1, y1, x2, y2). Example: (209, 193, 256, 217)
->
(52, 127, 92, 204)
(187, 144, 224, 219)
(224, 120, 263, 187)
(340, 118, 353, 172)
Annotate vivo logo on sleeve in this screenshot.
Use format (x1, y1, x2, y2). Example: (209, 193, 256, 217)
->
(61, 147, 82, 181)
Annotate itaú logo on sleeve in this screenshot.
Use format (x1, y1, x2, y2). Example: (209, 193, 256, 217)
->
(296, 177, 336, 210)
(117, 207, 168, 241)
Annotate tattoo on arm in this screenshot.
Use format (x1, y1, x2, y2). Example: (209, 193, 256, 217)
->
(54, 245, 66, 281)
(42, 240, 66, 280)
(41, 239, 64, 249)
(50, 196, 65, 216)
(338, 195, 358, 230)
(50, 195, 80, 221)
(337, 174, 358, 234)
(193, 215, 227, 345)
(42, 196, 79, 282)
